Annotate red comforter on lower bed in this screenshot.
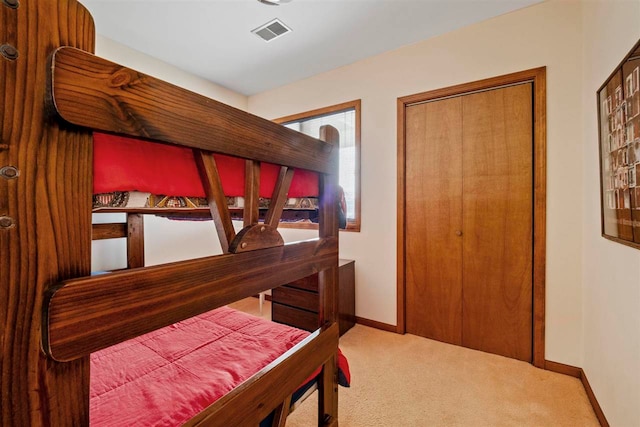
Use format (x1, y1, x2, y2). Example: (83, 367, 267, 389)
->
(90, 306, 347, 426)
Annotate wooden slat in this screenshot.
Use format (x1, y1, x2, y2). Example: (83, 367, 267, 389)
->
(94, 207, 214, 221)
(93, 207, 316, 222)
(1, 1, 94, 425)
(194, 150, 236, 253)
(271, 395, 292, 427)
(265, 166, 295, 228)
(50, 47, 336, 173)
(92, 223, 127, 240)
(185, 323, 339, 427)
(127, 213, 145, 269)
(44, 238, 338, 362)
(244, 160, 261, 227)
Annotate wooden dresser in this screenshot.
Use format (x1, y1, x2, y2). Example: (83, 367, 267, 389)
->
(272, 259, 355, 336)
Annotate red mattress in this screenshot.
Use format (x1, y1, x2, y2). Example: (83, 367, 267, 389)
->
(90, 306, 345, 426)
(93, 132, 319, 198)
(90, 307, 308, 426)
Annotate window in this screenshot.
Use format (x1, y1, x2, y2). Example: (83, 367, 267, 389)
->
(275, 100, 361, 232)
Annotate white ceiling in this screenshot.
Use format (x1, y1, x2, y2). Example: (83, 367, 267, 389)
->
(81, 0, 542, 96)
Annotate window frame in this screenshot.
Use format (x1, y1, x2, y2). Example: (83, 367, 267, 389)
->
(274, 99, 361, 232)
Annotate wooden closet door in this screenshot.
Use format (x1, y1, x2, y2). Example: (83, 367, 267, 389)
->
(461, 83, 533, 361)
(405, 97, 463, 344)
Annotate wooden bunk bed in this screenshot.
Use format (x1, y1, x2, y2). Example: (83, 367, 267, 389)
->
(0, 1, 342, 425)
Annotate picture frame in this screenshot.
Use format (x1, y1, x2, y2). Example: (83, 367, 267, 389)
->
(597, 38, 640, 249)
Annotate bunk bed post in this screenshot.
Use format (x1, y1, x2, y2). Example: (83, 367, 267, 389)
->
(127, 213, 145, 268)
(317, 125, 341, 426)
(0, 0, 95, 425)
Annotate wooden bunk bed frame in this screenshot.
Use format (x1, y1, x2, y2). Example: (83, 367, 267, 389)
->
(0, 1, 341, 425)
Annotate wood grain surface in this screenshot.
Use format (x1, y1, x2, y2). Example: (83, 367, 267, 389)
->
(0, 0, 95, 424)
(317, 125, 340, 424)
(126, 213, 145, 268)
(195, 149, 236, 253)
(405, 97, 464, 345)
(264, 166, 295, 228)
(51, 47, 336, 173)
(461, 83, 533, 362)
(272, 286, 319, 312)
(228, 223, 284, 253)
(244, 160, 261, 226)
(398, 68, 546, 367)
(45, 238, 338, 361)
(92, 222, 127, 240)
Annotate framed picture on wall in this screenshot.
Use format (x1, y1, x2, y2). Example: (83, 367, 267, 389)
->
(598, 38, 640, 249)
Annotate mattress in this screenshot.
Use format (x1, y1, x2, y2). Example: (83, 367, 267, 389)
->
(90, 306, 347, 426)
(93, 132, 319, 198)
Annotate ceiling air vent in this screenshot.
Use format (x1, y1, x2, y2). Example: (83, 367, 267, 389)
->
(252, 18, 291, 42)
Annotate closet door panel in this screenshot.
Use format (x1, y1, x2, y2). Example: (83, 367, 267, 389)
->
(461, 84, 533, 361)
(405, 98, 463, 344)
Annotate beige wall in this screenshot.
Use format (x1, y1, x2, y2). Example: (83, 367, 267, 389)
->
(581, 2, 640, 426)
(250, 0, 585, 365)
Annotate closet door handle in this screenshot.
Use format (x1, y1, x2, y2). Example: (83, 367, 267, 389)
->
(455, 230, 463, 236)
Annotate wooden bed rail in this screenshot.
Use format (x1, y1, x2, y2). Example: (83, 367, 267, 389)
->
(186, 323, 339, 426)
(92, 213, 145, 268)
(92, 222, 127, 240)
(45, 237, 338, 362)
(50, 47, 336, 174)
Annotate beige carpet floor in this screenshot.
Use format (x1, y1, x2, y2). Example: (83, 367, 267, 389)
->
(230, 299, 599, 427)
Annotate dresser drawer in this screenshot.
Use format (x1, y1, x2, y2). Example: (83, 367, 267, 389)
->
(271, 259, 355, 336)
(271, 303, 318, 332)
(272, 286, 318, 313)
(287, 274, 318, 292)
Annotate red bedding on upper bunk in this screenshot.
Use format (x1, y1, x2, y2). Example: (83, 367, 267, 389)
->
(93, 132, 319, 198)
(90, 306, 349, 426)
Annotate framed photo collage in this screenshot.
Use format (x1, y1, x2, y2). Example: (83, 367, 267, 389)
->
(598, 38, 640, 249)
